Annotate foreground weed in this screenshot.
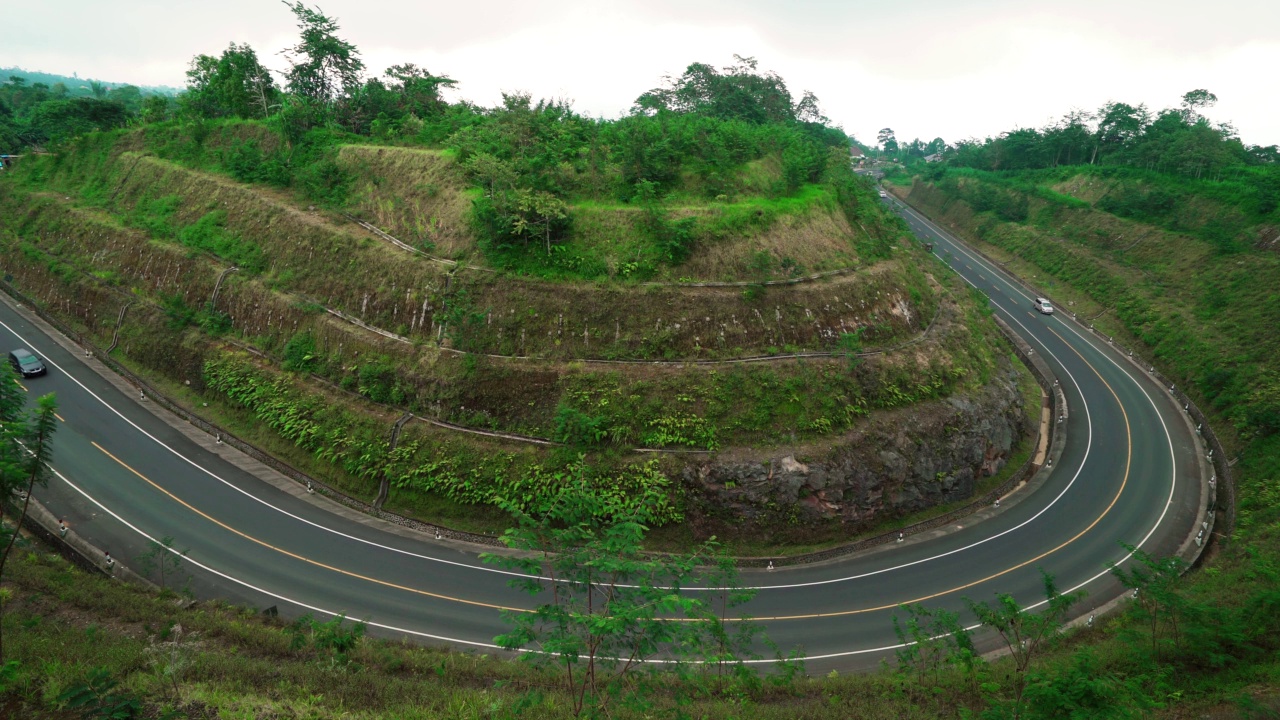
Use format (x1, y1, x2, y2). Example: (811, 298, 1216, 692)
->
(56, 667, 143, 719)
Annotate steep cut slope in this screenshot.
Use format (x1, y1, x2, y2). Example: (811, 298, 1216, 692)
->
(0, 131, 1035, 548)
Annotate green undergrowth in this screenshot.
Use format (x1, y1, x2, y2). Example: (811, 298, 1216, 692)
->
(6, 145, 933, 362)
(905, 169, 1280, 708)
(5, 517, 1280, 719)
(0, 186, 976, 455)
(1, 127, 1016, 549)
(14, 120, 910, 284)
(0, 179, 1012, 543)
(479, 183, 855, 282)
(908, 171, 1280, 442)
(644, 349, 1038, 556)
(202, 352, 683, 525)
(0, 548, 944, 719)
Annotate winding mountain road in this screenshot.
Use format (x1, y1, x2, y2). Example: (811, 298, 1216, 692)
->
(3, 196, 1205, 671)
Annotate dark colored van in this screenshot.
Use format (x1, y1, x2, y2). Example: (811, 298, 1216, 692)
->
(7, 348, 47, 377)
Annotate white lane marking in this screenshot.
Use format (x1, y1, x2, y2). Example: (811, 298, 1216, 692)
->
(47, 463, 509, 651)
(49, 458, 952, 661)
(0, 281, 1102, 597)
(0, 290, 1094, 595)
(0, 315, 528, 582)
(4, 204, 1186, 664)
(901, 204, 1179, 535)
(886, 207, 1184, 563)
(732, 287, 1097, 591)
(1, 218, 1182, 609)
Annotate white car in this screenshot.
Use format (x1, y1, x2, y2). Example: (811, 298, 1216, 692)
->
(1034, 297, 1054, 315)
(878, 190, 888, 198)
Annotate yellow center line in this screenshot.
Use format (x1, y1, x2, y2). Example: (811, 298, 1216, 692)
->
(742, 325, 1133, 621)
(55, 413, 66, 423)
(90, 441, 526, 614)
(14, 379, 27, 393)
(89, 325, 1135, 625)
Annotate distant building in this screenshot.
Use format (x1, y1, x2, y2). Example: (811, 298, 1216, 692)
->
(0, 155, 19, 170)
(924, 152, 944, 163)
(849, 145, 865, 158)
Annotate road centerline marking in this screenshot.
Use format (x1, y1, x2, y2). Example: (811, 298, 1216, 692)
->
(90, 441, 526, 614)
(741, 323, 1134, 621)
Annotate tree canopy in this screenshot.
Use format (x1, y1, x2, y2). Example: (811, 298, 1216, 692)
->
(929, 90, 1272, 180)
(634, 55, 824, 127)
(0, 73, 157, 153)
(181, 43, 278, 120)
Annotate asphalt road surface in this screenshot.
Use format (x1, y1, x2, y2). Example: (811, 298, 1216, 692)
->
(3, 195, 1204, 672)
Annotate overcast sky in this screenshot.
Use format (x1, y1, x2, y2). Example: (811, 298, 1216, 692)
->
(7, 0, 1278, 146)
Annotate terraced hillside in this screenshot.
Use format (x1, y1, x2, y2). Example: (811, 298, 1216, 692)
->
(890, 165, 1280, 544)
(0, 128, 1035, 550)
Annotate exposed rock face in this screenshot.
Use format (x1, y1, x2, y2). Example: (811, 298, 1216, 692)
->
(681, 359, 1032, 529)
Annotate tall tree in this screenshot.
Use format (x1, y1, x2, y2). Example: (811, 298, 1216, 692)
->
(182, 43, 278, 120)
(384, 63, 456, 118)
(634, 55, 799, 125)
(793, 90, 826, 124)
(0, 389, 58, 661)
(23, 97, 128, 145)
(280, 2, 365, 110)
(1180, 88, 1218, 123)
(878, 127, 898, 154)
(1093, 101, 1150, 163)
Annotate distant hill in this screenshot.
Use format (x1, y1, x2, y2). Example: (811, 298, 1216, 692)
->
(1, 66, 181, 96)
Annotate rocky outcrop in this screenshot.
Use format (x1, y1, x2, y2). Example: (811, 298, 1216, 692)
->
(681, 357, 1032, 529)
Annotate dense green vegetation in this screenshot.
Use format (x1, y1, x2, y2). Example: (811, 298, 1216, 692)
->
(0, 69, 174, 153)
(0, 177, 1000, 551)
(8, 2, 891, 284)
(0, 7, 980, 552)
(888, 89, 1277, 176)
(0, 0, 952, 491)
(4, 495, 1279, 718)
(899, 169, 1279, 443)
(885, 85, 1280, 441)
(19, 3, 1251, 717)
(878, 89, 1280, 715)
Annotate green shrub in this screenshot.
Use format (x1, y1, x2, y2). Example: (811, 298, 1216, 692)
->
(224, 139, 291, 186)
(552, 405, 610, 447)
(128, 193, 180, 237)
(282, 331, 318, 373)
(176, 210, 267, 273)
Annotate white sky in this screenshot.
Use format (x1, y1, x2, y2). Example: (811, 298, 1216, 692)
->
(6, 0, 1279, 146)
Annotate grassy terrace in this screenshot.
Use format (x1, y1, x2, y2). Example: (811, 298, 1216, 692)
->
(6, 26, 1279, 718)
(0, 124, 1026, 548)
